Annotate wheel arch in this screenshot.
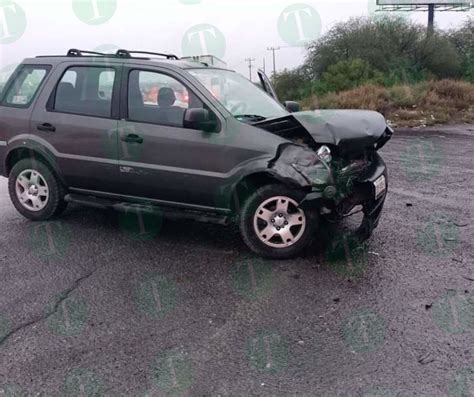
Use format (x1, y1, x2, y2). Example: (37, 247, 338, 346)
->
(5, 147, 64, 184)
(228, 170, 305, 217)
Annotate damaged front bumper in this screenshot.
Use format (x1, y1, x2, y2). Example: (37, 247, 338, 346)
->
(267, 137, 390, 240)
(300, 151, 388, 240)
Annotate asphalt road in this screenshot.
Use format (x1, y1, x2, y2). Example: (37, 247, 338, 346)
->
(0, 125, 473, 397)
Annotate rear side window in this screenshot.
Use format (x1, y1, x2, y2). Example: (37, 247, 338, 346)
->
(53, 66, 116, 118)
(0, 65, 18, 98)
(2, 65, 50, 107)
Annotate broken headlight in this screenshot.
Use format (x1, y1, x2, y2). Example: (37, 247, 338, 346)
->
(317, 145, 332, 163)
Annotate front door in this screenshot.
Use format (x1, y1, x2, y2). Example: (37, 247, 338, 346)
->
(258, 69, 279, 101)
(116, 67, 251, 210)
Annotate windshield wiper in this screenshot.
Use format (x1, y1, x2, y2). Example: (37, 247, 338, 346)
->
(234, 114, 267, 122)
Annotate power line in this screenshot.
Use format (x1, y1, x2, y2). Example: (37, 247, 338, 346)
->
(244, 57, 256, 81)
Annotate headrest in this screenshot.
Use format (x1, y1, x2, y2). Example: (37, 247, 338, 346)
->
(57, 82, 75, 96)
(158, 87, 176, 107)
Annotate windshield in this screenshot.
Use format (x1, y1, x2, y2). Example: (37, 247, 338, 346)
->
(189, 69, 288, 121)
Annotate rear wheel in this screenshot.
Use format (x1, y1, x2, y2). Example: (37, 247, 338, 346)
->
(239, 184, 318, 259)
(8, 159, 67, 221)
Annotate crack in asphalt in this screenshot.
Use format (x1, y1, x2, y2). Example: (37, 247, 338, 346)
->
(0, 268, 98, 346)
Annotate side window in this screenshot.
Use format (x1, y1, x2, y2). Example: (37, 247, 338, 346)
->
(98, 70, 115, 100)
(128, 70, 203, 127)
(61, 70, 77, 87)
(2, 65, 50, 107)
(0, 65, 18, 98)
(54, 66, 116, 118)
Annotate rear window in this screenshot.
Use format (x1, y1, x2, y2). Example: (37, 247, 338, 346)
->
(53, 66, 116, 118)
(2, 65, 50, 107)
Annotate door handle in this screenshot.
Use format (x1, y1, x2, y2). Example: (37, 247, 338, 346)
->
(37, 123, 56, 132)
(121, 133, 143, 144)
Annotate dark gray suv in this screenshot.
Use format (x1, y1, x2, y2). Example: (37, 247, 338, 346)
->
(0, 49, 392, 259)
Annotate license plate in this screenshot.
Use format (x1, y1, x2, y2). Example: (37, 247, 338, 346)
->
(374, 175, 386, 198)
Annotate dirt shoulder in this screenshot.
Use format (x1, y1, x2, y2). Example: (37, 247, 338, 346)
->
(304, 80, 474, 129)
(395, 123, 474, 136)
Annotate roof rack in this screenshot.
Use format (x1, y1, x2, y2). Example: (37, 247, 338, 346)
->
(115, 49, 179, 60)
(181, 55, 227, 68)
(36, 48, 180, 60)
(67, 48, 107, 57)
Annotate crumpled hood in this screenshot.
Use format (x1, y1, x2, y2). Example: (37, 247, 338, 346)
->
(292, 109, 389, 155)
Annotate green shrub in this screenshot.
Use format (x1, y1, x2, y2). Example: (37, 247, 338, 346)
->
(273, 68, 309, 101)
(388, 85, 417, 107)
(321, 59, 384, 93)
(448, 19, 474, 82)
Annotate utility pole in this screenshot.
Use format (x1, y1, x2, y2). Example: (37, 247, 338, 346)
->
(245, 58, 256, 81)
(267, 47, 280, 80)
(427, 4, 435, 35)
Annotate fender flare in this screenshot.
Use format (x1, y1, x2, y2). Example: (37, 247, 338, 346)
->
(220, 162, 309, 213)
(5, 139, 64, 184)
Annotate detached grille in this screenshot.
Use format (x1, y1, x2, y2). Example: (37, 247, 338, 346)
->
(338, 152, 372, 180)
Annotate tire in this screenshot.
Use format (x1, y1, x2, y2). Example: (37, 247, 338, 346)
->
(239, 184, 318, 259)
(8, 158, 68, 221)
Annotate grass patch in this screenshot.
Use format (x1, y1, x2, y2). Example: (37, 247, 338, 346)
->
(303, 80, 474, 128)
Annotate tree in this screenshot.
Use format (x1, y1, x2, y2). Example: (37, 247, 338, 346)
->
(273, 16, 471, 100)
(448, 18, 474, 82)
(273, 68, 311, 101)
(304, 16, 463, 82)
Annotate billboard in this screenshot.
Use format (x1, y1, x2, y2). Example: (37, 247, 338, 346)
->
(377, 0, 470, 4)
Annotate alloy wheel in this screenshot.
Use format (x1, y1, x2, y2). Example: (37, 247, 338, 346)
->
(15, 169, 49, 212)
(253, 196, 306, 248)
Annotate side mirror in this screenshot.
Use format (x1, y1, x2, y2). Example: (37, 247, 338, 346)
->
(284, 101, 300, 113)
(183, 108, 218, 132)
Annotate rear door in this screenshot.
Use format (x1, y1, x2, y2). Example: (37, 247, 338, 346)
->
(31, 61, 122, 193)
(0, 64, 52, 176)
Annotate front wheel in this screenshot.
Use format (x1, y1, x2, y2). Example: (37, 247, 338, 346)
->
(239, 184, 318, 259)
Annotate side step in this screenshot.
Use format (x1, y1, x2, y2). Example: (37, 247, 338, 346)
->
(64, 194, 230, 226)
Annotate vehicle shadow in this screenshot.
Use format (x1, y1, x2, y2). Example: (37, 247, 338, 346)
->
(60, 204, 371, 270)
(61, 204, 246, 253)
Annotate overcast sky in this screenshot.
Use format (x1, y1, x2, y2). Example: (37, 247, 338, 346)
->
(0, 0, 471, 81)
